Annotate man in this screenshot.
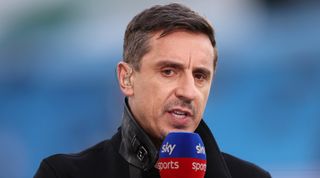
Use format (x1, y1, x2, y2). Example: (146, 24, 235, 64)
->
(35, 3, 271, 178)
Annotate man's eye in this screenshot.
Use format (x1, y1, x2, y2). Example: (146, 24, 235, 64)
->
(161, 69, 175, 76)
(194, 73, 207, 81)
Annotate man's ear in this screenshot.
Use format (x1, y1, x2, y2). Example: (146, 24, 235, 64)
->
(117, 61, 134, 96)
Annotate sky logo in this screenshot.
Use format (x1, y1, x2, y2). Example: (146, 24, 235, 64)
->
(196, 143, 205, 155)
(161, 142, 176, 155)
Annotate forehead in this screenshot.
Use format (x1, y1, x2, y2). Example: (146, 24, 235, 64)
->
(142, 30, 215, 68)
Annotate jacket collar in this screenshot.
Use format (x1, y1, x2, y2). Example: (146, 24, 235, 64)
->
(119, 98, 158, 171)
(196, 120, 232, 178)
(118, 98, 232, 177)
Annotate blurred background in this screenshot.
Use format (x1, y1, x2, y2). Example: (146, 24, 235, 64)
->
(0, 0, 319, 177)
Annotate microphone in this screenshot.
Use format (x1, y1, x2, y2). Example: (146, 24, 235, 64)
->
(157, 132, 207, 178)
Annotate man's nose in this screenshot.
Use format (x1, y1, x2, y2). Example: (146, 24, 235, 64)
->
(175, 74, 197, 102)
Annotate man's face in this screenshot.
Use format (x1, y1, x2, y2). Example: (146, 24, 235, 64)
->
(127, 31, 215, 144)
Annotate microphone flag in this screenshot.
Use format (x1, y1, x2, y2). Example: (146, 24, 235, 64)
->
(157, 132, 207, 178)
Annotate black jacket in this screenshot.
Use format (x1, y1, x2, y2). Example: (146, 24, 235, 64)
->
(34, 101, 271, 178)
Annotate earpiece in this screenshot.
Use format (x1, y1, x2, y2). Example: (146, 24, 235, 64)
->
(124, 72, 132, 86)
(124, 77, 131, 86)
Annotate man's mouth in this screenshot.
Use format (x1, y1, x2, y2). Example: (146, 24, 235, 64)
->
(168, 108, 193, 119)
(170, 110, 187, 118)
(165, 108, 194, 128)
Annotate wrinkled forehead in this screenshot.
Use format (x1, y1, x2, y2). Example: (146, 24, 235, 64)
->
(146, 30, 215, 68)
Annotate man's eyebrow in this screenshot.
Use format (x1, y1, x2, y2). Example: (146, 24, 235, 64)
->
(154, 60, 185, 69)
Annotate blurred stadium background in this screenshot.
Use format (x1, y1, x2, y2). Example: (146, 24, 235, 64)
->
(0, 0, 319, 177)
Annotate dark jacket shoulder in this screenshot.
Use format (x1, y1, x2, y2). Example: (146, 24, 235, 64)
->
(222, 152, 271, 178)
(34, 132, 129, 178)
